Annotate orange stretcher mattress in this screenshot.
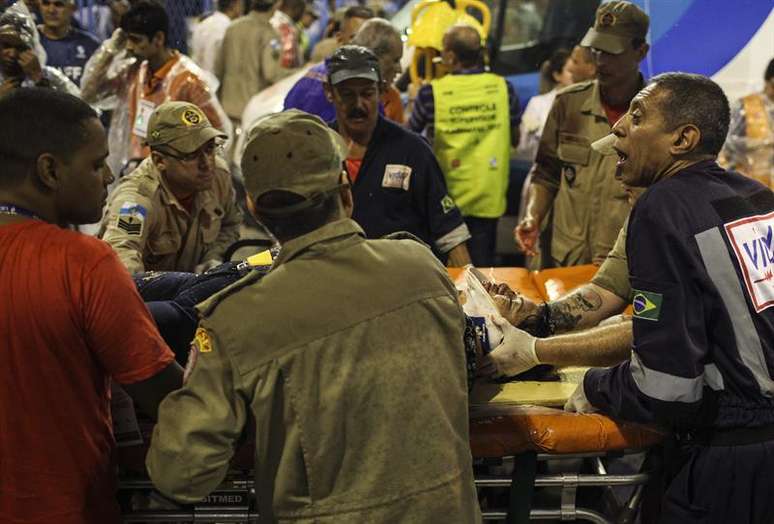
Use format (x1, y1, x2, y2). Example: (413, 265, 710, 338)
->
(119, 407, 666, 474)
(448, 265, 598, 303)
(470, 404, 665, 457)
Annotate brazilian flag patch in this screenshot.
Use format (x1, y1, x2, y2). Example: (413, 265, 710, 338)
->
(632, 289, 663, 321)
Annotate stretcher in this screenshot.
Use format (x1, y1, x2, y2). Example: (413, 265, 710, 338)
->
(118, 266, 663, 522)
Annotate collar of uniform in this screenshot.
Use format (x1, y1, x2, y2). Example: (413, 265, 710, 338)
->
(453, 66, 486, 75)
(329, 114, 388, 151)
(581, 74, 646, 120)
(273, 218, 366, 266)
(249, 10, 272, 23)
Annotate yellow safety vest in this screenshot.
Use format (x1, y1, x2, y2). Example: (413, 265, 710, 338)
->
(432, 72, 510, 218)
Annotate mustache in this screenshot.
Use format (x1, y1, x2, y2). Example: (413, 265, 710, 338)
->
(347, 109, 368, 119)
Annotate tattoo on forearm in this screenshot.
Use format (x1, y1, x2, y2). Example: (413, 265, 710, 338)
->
(547, 289, 603, 333)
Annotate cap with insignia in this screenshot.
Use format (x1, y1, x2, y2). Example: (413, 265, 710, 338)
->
(580, 1, 649, 55)
(145, 101, 227, 154)
(240, 109, 347, 213)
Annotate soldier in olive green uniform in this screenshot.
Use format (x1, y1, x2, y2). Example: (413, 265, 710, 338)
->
(515, 1, 649, 268)
(146, 110, 481, 523)
(101, 101, 242, 274)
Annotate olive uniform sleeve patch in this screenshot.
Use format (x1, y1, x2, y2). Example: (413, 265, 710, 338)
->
(116, 202, 147, 236)
(632, 289, 663, 321)
(194, 327, 213, 353)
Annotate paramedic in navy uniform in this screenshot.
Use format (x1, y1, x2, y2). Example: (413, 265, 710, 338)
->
(566, 72, 774, 523)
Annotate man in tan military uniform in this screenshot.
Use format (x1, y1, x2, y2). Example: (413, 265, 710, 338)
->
(146, 110, 481, 523)
(215, 0, 290, 127)
(515, 1, 649, 268)
(101, 101, 242, 273)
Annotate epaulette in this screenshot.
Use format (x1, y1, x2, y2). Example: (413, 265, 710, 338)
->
(197, 265, 269, 318)
(119, 159, 161, 198)
(555, 80, 596, 97)
(382, 230, 426, 244)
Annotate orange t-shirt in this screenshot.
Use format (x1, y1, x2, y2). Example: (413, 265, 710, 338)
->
(0, 221, 175, 524)
(381, 85, 405, 124)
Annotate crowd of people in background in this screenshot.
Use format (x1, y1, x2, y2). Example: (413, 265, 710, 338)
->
(1, 0, 774, 521)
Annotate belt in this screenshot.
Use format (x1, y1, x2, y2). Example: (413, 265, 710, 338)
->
(695, 424, 774, 447)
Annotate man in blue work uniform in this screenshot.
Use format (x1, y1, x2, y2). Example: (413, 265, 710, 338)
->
(38, 0, 99, 85)
(409, 24, 520, 266)
(324, 45, 471, 265)
(567, 73, 774, 522)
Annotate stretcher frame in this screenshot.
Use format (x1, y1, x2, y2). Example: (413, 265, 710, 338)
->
(475, 448, 659, 523)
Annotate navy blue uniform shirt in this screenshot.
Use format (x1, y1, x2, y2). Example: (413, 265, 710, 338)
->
(332, 116, 470, 259)
(39, 27, 99, 85)
(584, 161, 774, 430)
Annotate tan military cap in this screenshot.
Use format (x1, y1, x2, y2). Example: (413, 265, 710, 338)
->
(146, 101, 226, 154)
(241, 109, 347, 203)
(580, 1, 649, 55)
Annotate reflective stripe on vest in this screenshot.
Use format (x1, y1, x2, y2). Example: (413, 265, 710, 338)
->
(432, 73, 510, 218)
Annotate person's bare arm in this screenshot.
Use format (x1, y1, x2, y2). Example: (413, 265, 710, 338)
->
(121, 362, 184, 420)
(514, 183, 554, 256)
(486, 281, 627, 335)
(480, 315, 632, 378)
(535, 319, 632, 367)
(446, 242, 472, 267)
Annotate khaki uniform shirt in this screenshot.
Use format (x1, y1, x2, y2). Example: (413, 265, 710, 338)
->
(531, 80, 633, 267)
(591, 216, 631, 301)
(146, 219, 481, 523)
(100, 157, 241, 273)
(216, 11, 287, 120)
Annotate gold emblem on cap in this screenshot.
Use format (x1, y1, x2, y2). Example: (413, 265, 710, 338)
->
(151, 129, 161, 139)
(600, 12, 615, 27)
(182, 108, 204, 126)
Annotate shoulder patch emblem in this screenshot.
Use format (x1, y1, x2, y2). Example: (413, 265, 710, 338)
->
(194, 327, 213, 353)
(632, 289, 662, 321)
(116, 202, 147, 236)
(441, 195, 456, 214)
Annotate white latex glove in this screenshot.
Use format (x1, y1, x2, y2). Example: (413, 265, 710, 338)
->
(478, 315, 540, 379)
(564, 380, 598, 413)
(194, 259, 222, 274)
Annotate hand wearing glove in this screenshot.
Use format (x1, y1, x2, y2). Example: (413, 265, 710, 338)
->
(478, 315, 540, 379)
(564, 379, 598, 413)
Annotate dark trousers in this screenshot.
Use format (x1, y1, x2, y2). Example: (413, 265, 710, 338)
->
(660, 439, 774, 523)
(464, 216, 498, 267)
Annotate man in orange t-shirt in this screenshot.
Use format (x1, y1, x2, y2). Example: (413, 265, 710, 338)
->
(80, 0, 230, 176)
(0, 88, 182, 523)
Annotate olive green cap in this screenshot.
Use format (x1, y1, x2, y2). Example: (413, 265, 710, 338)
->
(146, 101, 226, 154)
(580, 1, 649, 55)
(241, 109, 347, 204)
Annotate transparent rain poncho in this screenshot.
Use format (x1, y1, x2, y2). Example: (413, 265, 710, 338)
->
(81, 30, 232, 177)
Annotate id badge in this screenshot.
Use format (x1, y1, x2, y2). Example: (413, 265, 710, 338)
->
(133, 99, 156, 139)
(382, 164, 412, 190)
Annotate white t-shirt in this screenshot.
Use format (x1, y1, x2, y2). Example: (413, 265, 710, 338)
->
(191, 11, 231, 75)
